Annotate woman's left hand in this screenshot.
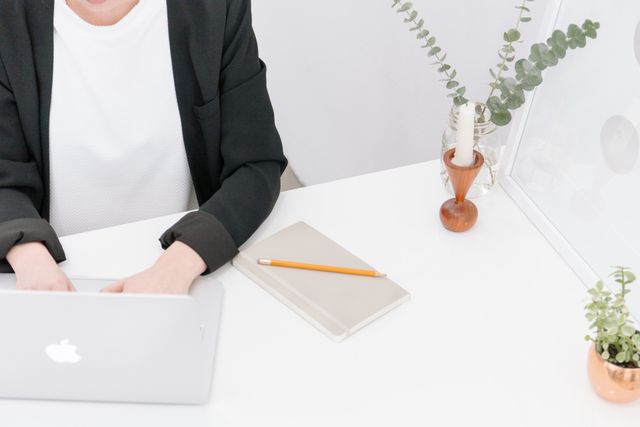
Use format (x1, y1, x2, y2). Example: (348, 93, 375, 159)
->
(101, 241, 207, 294)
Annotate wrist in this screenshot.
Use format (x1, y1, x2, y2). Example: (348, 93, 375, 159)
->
(156, 241, 207, 282)
(7, 242, 57, 273)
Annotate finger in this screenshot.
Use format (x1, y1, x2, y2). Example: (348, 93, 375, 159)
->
(101, 281, 125, 293)
(68, 281, 77, 292)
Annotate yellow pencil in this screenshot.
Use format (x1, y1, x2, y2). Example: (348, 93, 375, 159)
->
(257, 258, 386, 278)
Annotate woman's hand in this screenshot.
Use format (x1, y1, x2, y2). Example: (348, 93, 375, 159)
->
(6, 242, 75, 292)
(101, 241, 207, 295)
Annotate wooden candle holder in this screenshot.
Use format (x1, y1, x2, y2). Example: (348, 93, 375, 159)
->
(440, 148, 485, 232)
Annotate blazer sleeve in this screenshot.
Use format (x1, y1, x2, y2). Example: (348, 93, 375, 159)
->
(0, 55, 66, 273)
(159, 0, 287, 275)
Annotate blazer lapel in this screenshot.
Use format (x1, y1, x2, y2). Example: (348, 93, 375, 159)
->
(32, 0, 55, 219)
(166, 0, 224, 204)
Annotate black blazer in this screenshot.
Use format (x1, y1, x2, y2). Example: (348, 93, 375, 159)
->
(0, 0, 287, 274)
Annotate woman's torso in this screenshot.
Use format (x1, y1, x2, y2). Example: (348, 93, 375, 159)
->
(48, 0, 197, 237)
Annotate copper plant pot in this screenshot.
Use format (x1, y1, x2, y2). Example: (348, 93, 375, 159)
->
(587, 344, 640, 403)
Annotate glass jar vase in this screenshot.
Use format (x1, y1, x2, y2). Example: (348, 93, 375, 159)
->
(440, 102, 506, 198)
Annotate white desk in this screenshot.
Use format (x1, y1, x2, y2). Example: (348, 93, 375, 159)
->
(1, 160, 638, 426)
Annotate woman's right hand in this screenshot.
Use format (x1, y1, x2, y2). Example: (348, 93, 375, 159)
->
(6, 242, 75, 292)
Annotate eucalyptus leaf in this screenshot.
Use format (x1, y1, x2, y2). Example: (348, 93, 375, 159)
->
(390, 0, 468, 103)
(490, 110, 512, 126)
(428, 47, 442, 57)
(409, 19, 424, 31)
(504, 29, 521, 42)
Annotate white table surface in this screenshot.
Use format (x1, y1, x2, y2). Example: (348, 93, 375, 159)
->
(1, 160, 638, 426)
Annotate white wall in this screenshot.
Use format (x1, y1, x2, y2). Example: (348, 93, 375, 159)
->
(252, 0, 557, 185)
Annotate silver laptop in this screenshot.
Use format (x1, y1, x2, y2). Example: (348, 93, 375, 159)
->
(0, 274, 223, 405)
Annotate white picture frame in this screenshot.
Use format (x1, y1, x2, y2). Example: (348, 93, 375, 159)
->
(500, 0, 640, 313)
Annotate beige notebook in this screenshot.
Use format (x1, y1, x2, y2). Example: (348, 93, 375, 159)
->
(232, 222, 410, 342)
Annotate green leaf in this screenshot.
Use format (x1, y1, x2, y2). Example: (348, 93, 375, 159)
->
(567, 24, 582, 38)
(428, 46, 442, 57)
(456, 86, 466, 95)
(515, 6, 531, 12)
(426, 36, 436, 47)
(416, 29, 429, 39)
(404, 11, 418, 22)
(453, 96, 468, 106)
(487, 96, 507, 113)
(397, 3, 412, 13)
(446, 80, 459, 89)
(529, 43, 558, 68)
(602, 350, 610, 360)
(552, 30, 569, 49)
(582, 20, 599, 38)
(504, 29, 521, 43)
(438, 64, 451, 73)
(409, 19, 424, 31)
(499, 77, 525, 110)
(520, 17, 532, 23)
(519, 66, 543, 90)
(622, 325, 636, 337)
(490, 111, 512, 126)
(616, 351, 628, 363)
(625, 271, 636, 283)
(548, 42, 567, 60)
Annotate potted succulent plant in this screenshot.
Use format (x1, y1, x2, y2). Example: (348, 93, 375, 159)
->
(585, 266, 640, 403)
(390, 0, 600, 196)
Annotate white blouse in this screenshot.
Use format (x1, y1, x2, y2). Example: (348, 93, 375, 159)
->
(49, 0, 197, 237)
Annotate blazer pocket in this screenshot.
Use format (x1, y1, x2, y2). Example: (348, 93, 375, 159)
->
(193, 94, 222, 150)
(193, 93, 221, 120)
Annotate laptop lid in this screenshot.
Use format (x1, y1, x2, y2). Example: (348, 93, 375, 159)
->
(0, 274, 223, 405)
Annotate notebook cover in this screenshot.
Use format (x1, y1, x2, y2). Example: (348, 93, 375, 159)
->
(232, 222, 410, 341)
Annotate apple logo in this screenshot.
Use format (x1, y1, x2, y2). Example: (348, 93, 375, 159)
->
(45, 339, 82, 364)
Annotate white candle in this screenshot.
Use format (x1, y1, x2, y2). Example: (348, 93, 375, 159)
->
(452, 102, 476, 167)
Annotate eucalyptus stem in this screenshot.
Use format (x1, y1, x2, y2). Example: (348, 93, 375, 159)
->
(388, 1, 599, 129)
(402, 10, 454, 81)
(486, 19, 600, 126)
(482, 0, 529, 118)
(391, 0, 468, 105)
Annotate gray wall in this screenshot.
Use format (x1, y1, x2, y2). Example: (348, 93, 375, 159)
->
(252, 0, 557, 185)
